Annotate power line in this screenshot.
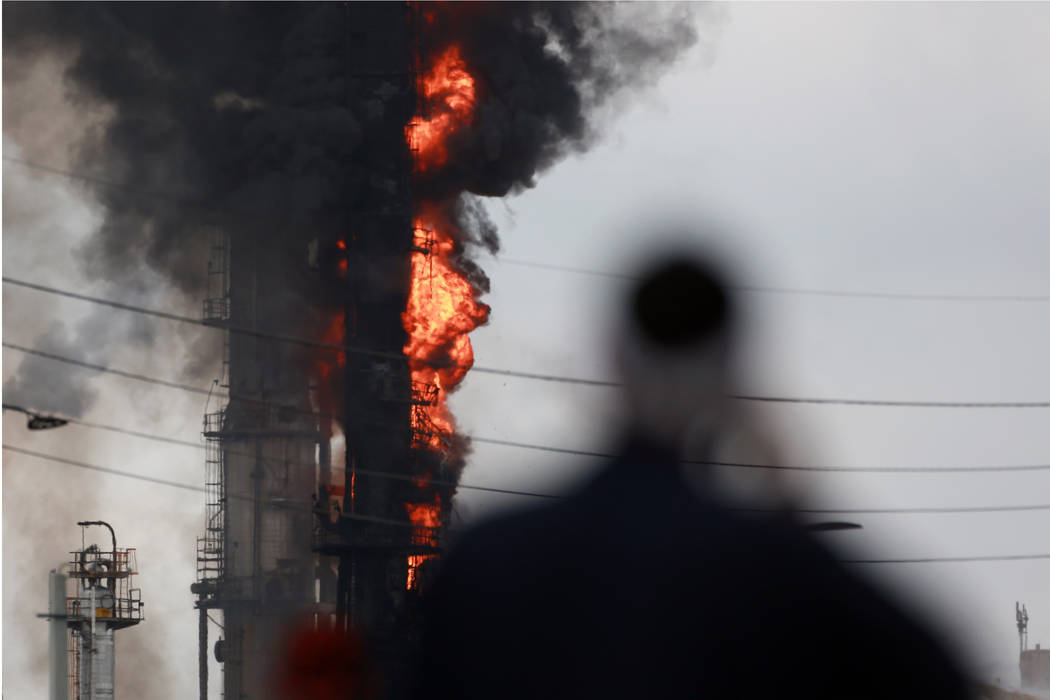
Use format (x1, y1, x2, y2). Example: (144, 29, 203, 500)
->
(3, 444, 203, 493)
(473, 436, 1050, 474)
(7, 444, 1050, 566)
(843, 554, 1050, 564)
(497, 256, 1050, 302)
(488, 256, 1050, 302)
(3, 342, 216, 396)
(8, 442, 1050, 516)
(9, 323, 1050, 407)
(2, 155, 253, 221)
(12, 409, 1050, 512)
(7, 342, 1050, 475)
(9, 154, 1049, 304)
(3, 276, 618, 387)
(27, 410, 564, 500)
(685, 459, 1050, 474)
(14, 407, 1050, 483)
(2, 444, 433, 530)
(728, 394, 1050, 409)
(786, 504, 1050, 515)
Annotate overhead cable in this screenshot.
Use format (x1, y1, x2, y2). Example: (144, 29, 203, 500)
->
(842, 554, 1050, 564)
(13, 412, 563, 500)
(8, 155, 1050, 304)
(8, 324, 1050, 407)
(3, 276, 617, 386)
(9, 419, 1050, 513)
(489, 256, 1050, 302)
(9, 442, 1047, 566)
(14, 409, 1050, 479)
(2, 444, 434, 530)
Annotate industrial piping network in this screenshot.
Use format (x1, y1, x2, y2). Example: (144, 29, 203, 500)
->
(39, 521, 144, 700)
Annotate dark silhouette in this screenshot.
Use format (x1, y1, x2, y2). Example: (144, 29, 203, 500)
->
(412, 254, 971, 699)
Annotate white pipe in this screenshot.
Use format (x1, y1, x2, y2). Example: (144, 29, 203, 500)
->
(49, 571, 69, 700)
(89, 586, 96, 700)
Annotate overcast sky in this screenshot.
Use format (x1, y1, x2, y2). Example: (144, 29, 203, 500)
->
(5, 3, 1050, 697)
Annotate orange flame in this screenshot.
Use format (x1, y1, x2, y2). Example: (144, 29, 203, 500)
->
(401, 44, 486, 579)
(406, 45, 476, 172)
(406, 501, 441, 530)
(314, 312, 346, 441)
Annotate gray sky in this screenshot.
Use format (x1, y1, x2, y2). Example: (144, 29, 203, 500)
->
(5, 2, 1050, 696)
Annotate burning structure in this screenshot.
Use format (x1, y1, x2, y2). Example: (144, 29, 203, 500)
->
(188, 6, 501, 691)
(41, 521, 144, 700)
(7, 3, 699, 697)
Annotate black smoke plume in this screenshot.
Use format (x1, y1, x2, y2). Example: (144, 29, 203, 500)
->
(5, 2, 700, 299)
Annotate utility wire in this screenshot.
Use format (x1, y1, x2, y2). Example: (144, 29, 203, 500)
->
(7, 344, 1050, 474)
(3, 342, 216, 397)
(1, 444, 434, 530)
(16, 409, 1050, 481)
(3, 276, 617, 386)
(728, 394, 1050, 409)
(10, 440, 1048, 565)
(472, 436, 1050, 474)
(783, 504, 1050, 515)
(9, 444, 1050, 568)
(27, 408, 1050, 475)
(9, 155, 1050, 304)
(22, 411, 564, 500)
(489, 256, 1050, 302)
(3, 444, 204, 493)
(10, 413, 1050, 512)
(842, 554, 1050, 564)
(8, 312, 1050, 406)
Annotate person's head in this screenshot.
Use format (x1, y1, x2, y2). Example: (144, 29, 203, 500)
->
(615, 253, 736, 452)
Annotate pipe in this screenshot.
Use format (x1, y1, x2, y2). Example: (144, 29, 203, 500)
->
(49, 570, 69, 700)
(78, 521, 117, 590)
(89, 584, 96, 700)
(199, 607, 208, 700)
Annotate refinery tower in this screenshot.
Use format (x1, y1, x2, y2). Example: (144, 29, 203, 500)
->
(42, 521, 144, 700)
(191, 5, 454, 697)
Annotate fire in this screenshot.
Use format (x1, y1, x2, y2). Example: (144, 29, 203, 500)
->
(405, 502, 441, 590)
(406, 45, 476, 172)
(402, 220, 489, 451)
(406, 501, 441, 530)
(314, 312, 346, 440)
(400, 43, 488, 577)
(405, 554, 434, 591)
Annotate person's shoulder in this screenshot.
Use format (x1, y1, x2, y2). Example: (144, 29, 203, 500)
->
(444, 501, 569, 562)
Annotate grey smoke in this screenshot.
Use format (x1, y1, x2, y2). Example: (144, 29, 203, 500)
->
(4, 2, 701, 297)
(3, 1, 701, 420)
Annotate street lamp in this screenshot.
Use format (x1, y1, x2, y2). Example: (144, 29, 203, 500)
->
(2, 403, 69, 430)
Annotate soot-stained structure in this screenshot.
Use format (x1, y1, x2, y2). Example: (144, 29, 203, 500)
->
(5, 3, 699, 697)
(192, 6, 434, 696)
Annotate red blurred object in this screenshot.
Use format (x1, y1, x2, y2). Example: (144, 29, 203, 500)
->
(275, 623, 377, 700)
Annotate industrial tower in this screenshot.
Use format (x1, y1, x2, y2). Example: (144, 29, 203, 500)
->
(193, 5, 444, 697)
(42, 521, 144, 700)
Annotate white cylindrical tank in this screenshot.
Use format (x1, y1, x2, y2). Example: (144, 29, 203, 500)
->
(76, 582, 117, 700)
(49, 570, 69, 700)
(78, 625, 115, 700)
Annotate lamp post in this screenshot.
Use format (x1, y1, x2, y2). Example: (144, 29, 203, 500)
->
(2, 403, 69, 430)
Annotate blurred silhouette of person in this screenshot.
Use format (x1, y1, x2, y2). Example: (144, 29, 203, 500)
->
(411, 253, 971, 699)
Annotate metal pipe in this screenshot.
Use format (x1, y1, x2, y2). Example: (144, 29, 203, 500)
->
(77, 521, 117, 591)
(199, 607, 208, 700)
(89, 585, 96, 700)
(76, 521, 116, 560)
(49, 570, 69, 700)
